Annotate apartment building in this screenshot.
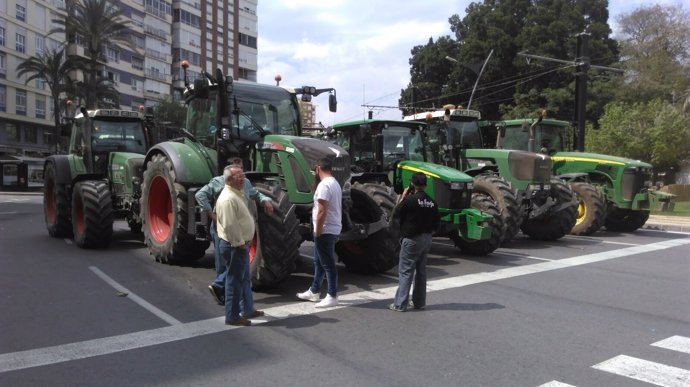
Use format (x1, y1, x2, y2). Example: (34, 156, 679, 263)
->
(0, 0, 257, 158)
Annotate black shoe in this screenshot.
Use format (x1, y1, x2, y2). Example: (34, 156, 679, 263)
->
(388, 303, 406, 312)
(208, 285, 224, 305)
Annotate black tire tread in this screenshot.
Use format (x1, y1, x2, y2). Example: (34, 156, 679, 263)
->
(520, 178, 577, 240)
(570, 182, 606, 236)
(71, 180, 114, 248)
(43, 162, 72, 238)
(450, 193, 502, 255)
(604, 208, 650, 232)
(472, 175, 521, 243)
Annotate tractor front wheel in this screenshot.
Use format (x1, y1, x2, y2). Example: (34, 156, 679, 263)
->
(43, 162, 72, 238)
(141, 153, 208, 263)
(450, 193, 502, 255)
(71, 180, 114, 248)
(604, 208, 650, 232)
(520, 179, 577, 241)
(570, 182, 605, 236)
(472, 175, 522, 243)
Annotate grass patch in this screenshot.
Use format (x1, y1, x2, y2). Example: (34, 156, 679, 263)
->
(652, 201, 690, 216)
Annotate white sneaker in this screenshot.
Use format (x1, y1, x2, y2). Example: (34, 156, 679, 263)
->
(296, 289, 320, 302)
(315, 294, 338, 308)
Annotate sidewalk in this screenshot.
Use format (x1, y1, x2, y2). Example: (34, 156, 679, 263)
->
(644, 215, 690, 233)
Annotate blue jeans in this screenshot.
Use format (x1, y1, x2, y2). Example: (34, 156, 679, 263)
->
(393, 233, 432, 310)
(219, 239, 247, 322)
(211, 221, 254, 314)
(309, 233, 339, 297)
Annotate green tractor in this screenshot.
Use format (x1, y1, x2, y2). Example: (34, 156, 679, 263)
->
(489, 116, 675, 234)
(138, 67, 397, 287)
(43, 108, 152, 247)
(326, 119, 500, 256)
(403, 106, 578, 242)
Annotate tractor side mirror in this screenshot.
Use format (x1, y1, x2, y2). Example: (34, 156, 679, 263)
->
(329, 93, 337, 112)
(193, 79, 209, 99)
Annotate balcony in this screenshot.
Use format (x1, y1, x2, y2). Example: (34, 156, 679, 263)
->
(144, 25, 170, 41)
(145, 48, 170, 62)
(145, 69, 170, 82)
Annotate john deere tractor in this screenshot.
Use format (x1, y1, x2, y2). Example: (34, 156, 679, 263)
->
(43, 108, 152, 247)
(489, 116, 675, 234)
(326, 119, 499, 257)
(404, 106, 578, 242)
(138, 67, 396, 287)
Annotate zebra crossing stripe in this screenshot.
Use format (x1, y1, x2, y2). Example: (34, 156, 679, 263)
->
(652, 336, 690, 355)
(538, 381, 577, 387)
(592, 355, 690, 387)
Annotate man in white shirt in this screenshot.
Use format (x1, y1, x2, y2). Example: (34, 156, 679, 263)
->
(216, 166, 256, 326)
(297, 157, 342, 308)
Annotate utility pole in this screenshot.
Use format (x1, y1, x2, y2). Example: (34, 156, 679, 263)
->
(518, 32, 622, 152)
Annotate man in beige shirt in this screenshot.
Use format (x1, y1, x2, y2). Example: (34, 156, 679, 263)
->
(216, 166, 256, 326)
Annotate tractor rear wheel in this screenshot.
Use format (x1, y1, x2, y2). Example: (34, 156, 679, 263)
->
(570, 182, 605, 236)
(250, 182, 302, 288)
(141, 153, 208, 263)
(521, 179, 577, 240)
(71, 180, 114, 248)
(336, 185, 399, 274)
(43, 162, 72, 238)
(472, 175, 521, 243)
(450, 193, 502, 255)
(604, 208, 650, 232)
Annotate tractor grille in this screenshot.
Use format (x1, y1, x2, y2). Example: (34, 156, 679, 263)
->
(621, 167, 650, 201)
(508, 151, 552, 183)
(331, 156, 350, 188)
(434, 180, 471, 210)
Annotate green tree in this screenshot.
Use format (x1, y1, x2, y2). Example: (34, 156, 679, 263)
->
(400, 0, 619, 123)
(588, 99, 690, 172)
(616, 4, 690, 105)
(16, 47, 75, 153)
(51, 0, 132, 108)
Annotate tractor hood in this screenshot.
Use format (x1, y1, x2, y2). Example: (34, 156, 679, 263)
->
(551, 151, 652, 169)
(398, 160, 473, 184)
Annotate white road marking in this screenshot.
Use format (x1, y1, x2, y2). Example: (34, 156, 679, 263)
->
(538, 381, 577, 387)
(592, 355, 690, 387)
(563, 235, 641, 246)
(89, 266, 182, 326)
(0, 237, 688, 374)
(496, 251, 553, 261)
(652, 335, 690, 355)
(0, 211, 18, 215)
(64, 239, 72, 244)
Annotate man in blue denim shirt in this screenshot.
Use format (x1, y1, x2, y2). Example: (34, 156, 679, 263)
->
(195, 157, 272, 319)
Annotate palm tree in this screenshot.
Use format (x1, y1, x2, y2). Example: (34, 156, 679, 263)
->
(51, 0, 132, 108)
(16, 47, 75, 153)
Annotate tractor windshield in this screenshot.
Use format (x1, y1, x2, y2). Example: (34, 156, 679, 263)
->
(445, 118, 483, 149)
(502, 124, 566, 153)
(86, 119, 147, 154)
(382, 125, 425, 167)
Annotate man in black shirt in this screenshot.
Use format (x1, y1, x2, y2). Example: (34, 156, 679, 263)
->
(389, 172, 440, 312)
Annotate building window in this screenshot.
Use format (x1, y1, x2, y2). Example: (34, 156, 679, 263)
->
(35, 36, 44, 56)
(16, 32, 25, 53)
(0, 52, 5, 78)
(106, 46, 119, 62)
(36, 96, 46, 119)
(16, 4, 26, 22)
(35, 78, 45, 90)
(0, 25, 5, 46)
(6, 123, 18, 141)
(16, 90, 27, 115)
(0, 85, 6, 112)
(25, 127, 37, 143)
(132, 56, 144, 70)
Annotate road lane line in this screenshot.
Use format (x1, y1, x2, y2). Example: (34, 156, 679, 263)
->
(495, 251, 553, 261)
(563, 235, 641, 246)
(652, 336, 690, 355)
(592, 355, 690, 387)
(1, 237, 688, 374)
(89, 266, 182, 326)
(538, 381, 577, 387)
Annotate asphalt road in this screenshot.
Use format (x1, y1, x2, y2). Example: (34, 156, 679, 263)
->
(1, 193, 689, 387)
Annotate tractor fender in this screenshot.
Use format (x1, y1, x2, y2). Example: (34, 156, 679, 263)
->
(463, 165, 498, 177)
(557, 172, 589, 183)
(143, 142, 214, 186)
(45, 155, 73, 185)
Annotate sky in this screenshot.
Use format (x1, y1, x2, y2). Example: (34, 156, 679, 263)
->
(256, 0, 687, 126)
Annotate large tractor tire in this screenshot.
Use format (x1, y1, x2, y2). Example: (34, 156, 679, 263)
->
(604, 208, 650, 232)
(43, 162, 72, 238)
(336, 185, 399, 274)
(521, 179, 577, 241)
(141, 153, 209, 263)
(449, 193, 502, 256)
(472, 175, 521, 243)
(250, 182, 302, 288)
(570, 182, 606, 236)
(352, 182, 400, 235)
(71, 180, 114, 248)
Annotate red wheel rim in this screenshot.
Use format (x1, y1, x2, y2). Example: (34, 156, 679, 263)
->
(148, 175, 173, 243)
(249, 233, 257, 264)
